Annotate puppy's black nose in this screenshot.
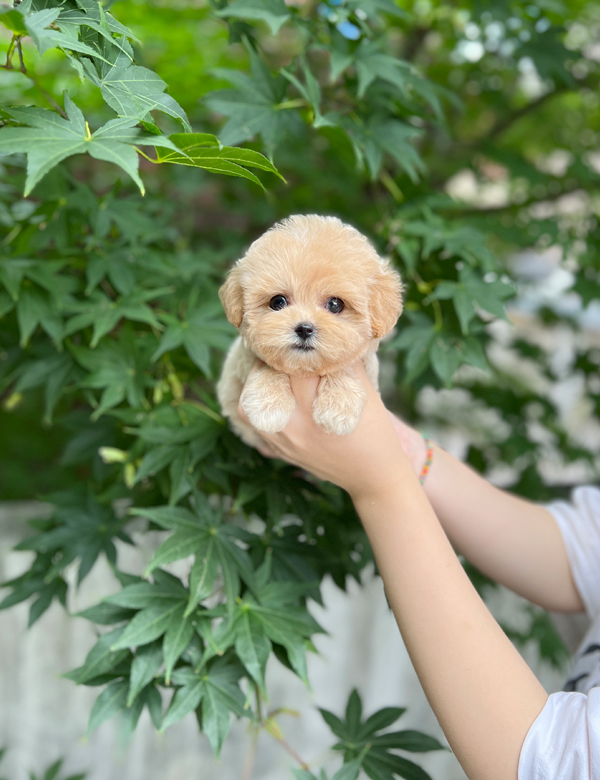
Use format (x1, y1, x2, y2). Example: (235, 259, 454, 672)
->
(295, 322, 315, 340)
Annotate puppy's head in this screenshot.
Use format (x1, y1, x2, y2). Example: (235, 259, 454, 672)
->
(219, 215, 403, 375)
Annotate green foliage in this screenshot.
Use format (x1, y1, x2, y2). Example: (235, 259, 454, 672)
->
(0, 2, 279, 193)
(29, 760, 85, 780)
(502, 606, 572, 670)
(311, 690, 447, 780)
(0, 750, 85, 780)
(2, 0, 600, 775)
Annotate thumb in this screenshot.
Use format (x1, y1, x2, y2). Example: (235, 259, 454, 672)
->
(288, 374, 321, 414)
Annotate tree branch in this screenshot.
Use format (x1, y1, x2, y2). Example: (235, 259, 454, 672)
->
(402, 26, 430, 63)
(0, 37, 68, 118)
(487, 89, 563, 142)
(16, 38, 26, 73)
(471, 74, 597, 148)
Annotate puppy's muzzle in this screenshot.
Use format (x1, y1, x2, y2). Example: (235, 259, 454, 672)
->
(293, 322, 316, 351)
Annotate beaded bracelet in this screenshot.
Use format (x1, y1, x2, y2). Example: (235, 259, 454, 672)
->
(419, 437, 434, 485)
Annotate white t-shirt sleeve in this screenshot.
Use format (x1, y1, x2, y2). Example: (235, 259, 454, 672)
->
(518, 688, 600, 779)
(545, 485, 600, 619)
(518, 486, 600, 779)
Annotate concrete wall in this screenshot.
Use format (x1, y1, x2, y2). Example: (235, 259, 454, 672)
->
(0, 502, 570, 780)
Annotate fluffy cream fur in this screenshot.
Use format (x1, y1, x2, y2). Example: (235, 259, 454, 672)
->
(216, 214, 403, 449)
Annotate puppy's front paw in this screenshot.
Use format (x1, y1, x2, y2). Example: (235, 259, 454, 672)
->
(240, 368, 296, 434)
(242, 396, 294, 433)
(312, 375, 367, 435)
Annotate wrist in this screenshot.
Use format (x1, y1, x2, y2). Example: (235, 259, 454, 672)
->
(419, 438, 434, 485)
(348, 452, 415, 508)
(388, 414, 429, 477)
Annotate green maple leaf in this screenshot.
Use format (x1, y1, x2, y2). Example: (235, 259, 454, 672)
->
(345, 0, 409, 20)
(64, 287, 169, 348)
(215, 0, 291, 35)
(87, 680, 129, 733)
(11, 352, 76, 423)
(127, 640, 163, 705)
(353, 41, 414, 99)
(162, 658, 247, 754)
(53, 0, 136, 61)
(329, 30, 354, 82)
(64, 625, 131, 684)
(428, 267, 513, 332)
(84, 252, 136, 297)
(14, 492, 127, 585)
(0, 492, 130, 627)
(353, 40, 444, 119)
(151, 309, 235, 376)
(0, 98, 182, 196)
(151, 133, 285, 190)
(104, 574, 189, 611)
(0, 257, 79, 349)
(223, 556, 323, 689)
(345, 116, 424, 181)
(205, 43, 299, 156)
(130, 499, 256, 622)
(99, 62, 191, 130)
(0, 257, 77, 304)
(23, 7, 112, 61)
(79, 571, 198, 689)
(400, 212, 497, 271)
(125, 401, 222, 447)
(321, 690, 447, 780)
(281, 61, 336, 129)
(387, 312, 436, 382)
(109, 601, 185, 651)
(0, 5, 28, 35)
(70, 328, 153, 418)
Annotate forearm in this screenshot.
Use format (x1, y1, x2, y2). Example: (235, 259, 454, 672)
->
(423, 445, 583, 612)
(246, 373, 551, 780)
(353, 466, 549, 780)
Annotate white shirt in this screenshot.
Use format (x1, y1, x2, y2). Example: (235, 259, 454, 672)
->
(518, 486, 600, 779)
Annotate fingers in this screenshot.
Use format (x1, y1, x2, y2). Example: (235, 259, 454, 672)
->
(288, 374, 320, 414)
(352, 360, 378, 397)
(257, 443, 276, 458)
(237, 408, 276, 458)
(244, 359, 320, 413)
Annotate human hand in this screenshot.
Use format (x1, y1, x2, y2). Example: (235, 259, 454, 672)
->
(388, 413, 429, 480)
(245, 367, 430, 484)
(238, 362, 411, 503)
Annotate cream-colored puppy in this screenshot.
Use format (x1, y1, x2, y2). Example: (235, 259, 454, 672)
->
(217, 214, 403, 450)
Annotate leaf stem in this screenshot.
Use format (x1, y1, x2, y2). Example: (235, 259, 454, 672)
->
(255, 686, 263, 722)
(16, 38, 25, 73)
(4, 34, 17, 68)
(268, 729, 310, 771)
(432, 299, 443, 331)
(254, 688, 310, 771)
(0, 38, 68, 118)
(275, 98, 307, 111)
(379, 170, 404, 203)
(136, 148, 158, 163)
(240, 731, 259, 780)
(175, 399, 223, 424)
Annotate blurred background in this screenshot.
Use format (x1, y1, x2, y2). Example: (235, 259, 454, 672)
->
(1, 1, 600, 778)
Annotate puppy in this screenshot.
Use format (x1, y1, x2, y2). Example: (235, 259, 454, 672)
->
(217, 214, 403, 450)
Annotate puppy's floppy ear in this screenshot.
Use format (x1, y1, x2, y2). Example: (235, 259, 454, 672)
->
(219, 265, 244, 327)
(370, 261, 403, 339)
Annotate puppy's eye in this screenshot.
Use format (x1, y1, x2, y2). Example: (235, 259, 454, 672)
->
(326, 297, 344, 314)
(269, 295, 288, 311)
